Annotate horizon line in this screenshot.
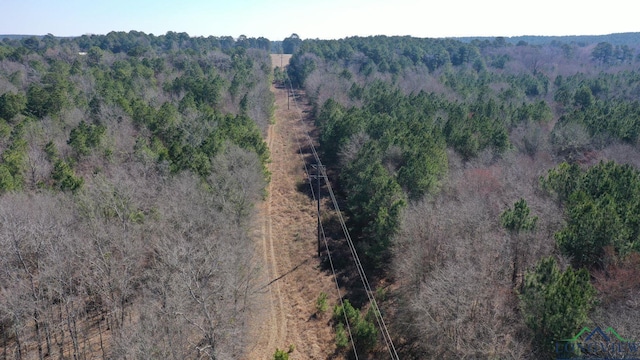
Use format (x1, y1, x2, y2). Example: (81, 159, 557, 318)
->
(2, 31, 640, 42)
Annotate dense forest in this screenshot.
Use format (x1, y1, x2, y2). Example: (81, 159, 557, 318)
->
(0, 32, 273, 359)
(287, 34, 640, 358)
(2, 29, 640, 359)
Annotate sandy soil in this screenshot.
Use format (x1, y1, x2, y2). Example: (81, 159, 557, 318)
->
(245, 74, 342, 359)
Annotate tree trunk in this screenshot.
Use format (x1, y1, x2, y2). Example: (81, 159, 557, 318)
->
(34, 309, 43, 360)
(65, 302, 79, 360)
(44, 320, 52, 357)
(57, 303, 64, 359)
(97, 317, 105, 360)
(2, 319, 7, 360)
(511, 237, 519, 290)
(13, 322, 21, 360)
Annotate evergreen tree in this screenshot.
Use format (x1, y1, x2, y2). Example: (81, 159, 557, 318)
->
(520, 257, 595, 356)
(501, 198, 538, 233)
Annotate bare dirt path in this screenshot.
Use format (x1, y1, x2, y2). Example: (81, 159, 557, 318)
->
(246, 56, 340, 359)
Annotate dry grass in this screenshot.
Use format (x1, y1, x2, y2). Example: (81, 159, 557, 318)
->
(245, 82, 342, 359)
(270, 54, 293, 70)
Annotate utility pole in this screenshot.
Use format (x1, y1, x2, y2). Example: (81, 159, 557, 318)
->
(311, 164, 325, 257)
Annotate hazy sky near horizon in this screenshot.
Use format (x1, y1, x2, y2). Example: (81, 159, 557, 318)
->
(1, 0, 637, 40)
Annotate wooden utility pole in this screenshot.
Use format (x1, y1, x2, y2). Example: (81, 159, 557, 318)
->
(311, 164, 325, 257)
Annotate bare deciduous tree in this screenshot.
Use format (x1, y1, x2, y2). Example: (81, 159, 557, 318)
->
(392, 152, 562, 359)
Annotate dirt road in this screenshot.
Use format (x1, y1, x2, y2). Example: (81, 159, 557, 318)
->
(246, 62, 339, 359)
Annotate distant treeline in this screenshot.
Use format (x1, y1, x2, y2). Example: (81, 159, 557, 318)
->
(457, 32, 640, 47)
(1, 31, 272, 56)
(4, 31, 640, 54)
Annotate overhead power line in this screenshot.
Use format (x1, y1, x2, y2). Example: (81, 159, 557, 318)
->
(284, 74, 400, 360)
(291, 96, 359, 359)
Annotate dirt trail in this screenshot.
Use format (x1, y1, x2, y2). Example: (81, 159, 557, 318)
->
(246, 57, 339, 359)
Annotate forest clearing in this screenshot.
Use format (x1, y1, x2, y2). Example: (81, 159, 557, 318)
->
(246, 55, 338, 359)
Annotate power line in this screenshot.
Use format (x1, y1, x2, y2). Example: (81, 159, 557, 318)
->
(310, 164, 325, 257)
(323, 167, 399, 359)
(289, 85, 358, 358)
(284, 74, 400, 360)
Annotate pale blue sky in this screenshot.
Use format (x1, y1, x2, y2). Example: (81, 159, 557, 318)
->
(1, 0, 637, 40)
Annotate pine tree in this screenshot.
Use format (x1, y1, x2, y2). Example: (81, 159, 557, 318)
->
(520, 257, 595, 356)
